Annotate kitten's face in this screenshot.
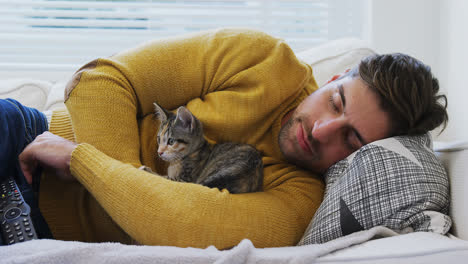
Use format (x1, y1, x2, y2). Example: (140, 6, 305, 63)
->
(157, 121, 191, 161)
(154, 103, 203, 162)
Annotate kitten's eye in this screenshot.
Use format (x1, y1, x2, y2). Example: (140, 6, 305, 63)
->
(168, 138, 175, 145)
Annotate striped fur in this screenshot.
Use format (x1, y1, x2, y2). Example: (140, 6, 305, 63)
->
(153, 102, 263, 193)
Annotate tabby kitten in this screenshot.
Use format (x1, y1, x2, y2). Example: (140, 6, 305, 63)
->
(150, 102, 263, 194)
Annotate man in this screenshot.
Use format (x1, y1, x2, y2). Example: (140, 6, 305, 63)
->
(15, 28, 447, 249)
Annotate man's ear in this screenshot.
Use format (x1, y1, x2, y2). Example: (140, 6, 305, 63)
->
(175, 106, 195, 132)
(153, 102, 170, 123)
(325, 69, 351, 84)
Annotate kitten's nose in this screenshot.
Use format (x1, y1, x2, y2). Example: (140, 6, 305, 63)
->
(158, 151, 164, 156)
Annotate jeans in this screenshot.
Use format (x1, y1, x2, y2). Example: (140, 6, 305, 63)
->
(0, 98, 52, 241)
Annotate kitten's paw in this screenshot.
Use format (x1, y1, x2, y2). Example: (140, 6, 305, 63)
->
(139, 165, 155, 174)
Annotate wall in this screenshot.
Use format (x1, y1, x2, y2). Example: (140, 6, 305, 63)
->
(369, 0, 468, 142)
(437, 0, 468, 142)
(369, 0, 440, 76)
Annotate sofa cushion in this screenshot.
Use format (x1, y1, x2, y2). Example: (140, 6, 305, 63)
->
(296, 38, 375, 87)
(435, 141, 468, 240)
(0, 78, 65, 111)
(0, 79, 51, 110)
(298, 134, 451, 245)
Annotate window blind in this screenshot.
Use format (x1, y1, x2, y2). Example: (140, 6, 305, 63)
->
(0, 0, 366, 76)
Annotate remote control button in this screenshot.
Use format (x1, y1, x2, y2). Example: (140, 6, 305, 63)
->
(27, 232, 34, 237)
(25, 227, 31, 232)
(18, 236, 25, 242)
(8, 239, 15, 245)
(5, 207, 22, 220)
(15, 225, 21, 231)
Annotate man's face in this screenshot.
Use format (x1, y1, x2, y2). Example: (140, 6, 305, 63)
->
(278, 75, 391, 173)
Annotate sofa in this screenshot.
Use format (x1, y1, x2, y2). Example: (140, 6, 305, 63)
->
(1, 38, 467, 263)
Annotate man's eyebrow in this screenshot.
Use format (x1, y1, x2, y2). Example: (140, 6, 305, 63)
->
(338, 84, 367, 146)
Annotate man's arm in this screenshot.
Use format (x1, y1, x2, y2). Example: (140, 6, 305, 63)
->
(20, 133, 323, 248)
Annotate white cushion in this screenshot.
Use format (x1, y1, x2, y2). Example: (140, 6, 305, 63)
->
(435, 141, 468, 240)
(296, 38, 375, 87)
(0, 78, 50, 110)
(0, 78, 65, 111)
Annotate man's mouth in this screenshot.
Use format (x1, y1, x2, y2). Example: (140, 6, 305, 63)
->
(296, 123, 313, 154)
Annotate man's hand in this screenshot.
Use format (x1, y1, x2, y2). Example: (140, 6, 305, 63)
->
(19, 132, 78, 184)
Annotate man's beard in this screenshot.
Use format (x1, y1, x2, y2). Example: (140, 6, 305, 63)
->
(278, 115, 319, 170)
(278, 115, 294, 159)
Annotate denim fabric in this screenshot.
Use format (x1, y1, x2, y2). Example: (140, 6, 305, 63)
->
(0, 99, 48, 179)
(0, 98, 52, 240)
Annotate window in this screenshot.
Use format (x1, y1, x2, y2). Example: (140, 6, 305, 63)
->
(0, 0, 366, 79)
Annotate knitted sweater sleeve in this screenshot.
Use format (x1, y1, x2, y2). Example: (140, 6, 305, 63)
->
(65, 28, 324, 248)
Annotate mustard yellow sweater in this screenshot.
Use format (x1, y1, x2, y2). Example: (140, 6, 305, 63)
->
(39, 28, 324, 249)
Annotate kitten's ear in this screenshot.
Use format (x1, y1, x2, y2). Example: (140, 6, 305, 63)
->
(153, 102, 170, 123)
(175, 106, 195, 132)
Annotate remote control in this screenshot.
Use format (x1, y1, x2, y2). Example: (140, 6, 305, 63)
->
(1, 175, 38, 245)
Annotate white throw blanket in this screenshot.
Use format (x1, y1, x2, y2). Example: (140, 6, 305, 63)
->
(0, 226, 400, 264)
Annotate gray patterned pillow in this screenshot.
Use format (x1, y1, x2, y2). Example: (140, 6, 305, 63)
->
(298, 134, 451, 245)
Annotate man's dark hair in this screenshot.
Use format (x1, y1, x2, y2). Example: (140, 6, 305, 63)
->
(348, 53, 448, 136)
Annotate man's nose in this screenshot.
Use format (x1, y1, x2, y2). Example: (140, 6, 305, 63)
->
(311, 118, 346, 143)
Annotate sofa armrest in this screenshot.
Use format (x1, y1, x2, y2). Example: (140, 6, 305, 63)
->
(435, 141, 468, 240)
